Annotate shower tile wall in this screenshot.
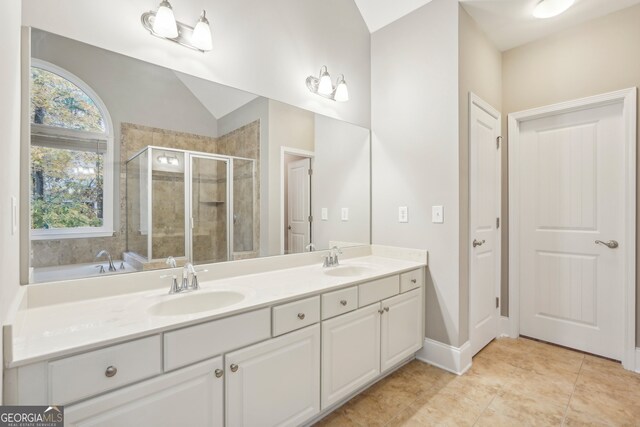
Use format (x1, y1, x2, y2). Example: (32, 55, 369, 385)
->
(31, 121, 260, 268)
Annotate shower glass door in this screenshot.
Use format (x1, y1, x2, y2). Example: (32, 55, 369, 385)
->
(189, 155, 229, 264)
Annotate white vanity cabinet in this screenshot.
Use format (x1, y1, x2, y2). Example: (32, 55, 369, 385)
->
(65, 357, 224, 427)
(226, 324, 320, 427)
(380, 287, 423, 372)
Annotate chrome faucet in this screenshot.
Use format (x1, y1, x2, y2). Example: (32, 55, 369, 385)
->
(162, 257, 205, 294)
(323, 246, 343, 268)
(96, 250, 117, 272)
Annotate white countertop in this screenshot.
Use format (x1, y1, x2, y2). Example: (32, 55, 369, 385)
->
(6, 254, 426, 368)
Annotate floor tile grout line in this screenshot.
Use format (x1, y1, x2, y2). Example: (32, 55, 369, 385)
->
(561, 355, 584, 425)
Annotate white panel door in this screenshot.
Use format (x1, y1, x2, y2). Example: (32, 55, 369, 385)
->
(225, 324, 320, 427)
(65, 357, 223, 427)
(380, 288, 423, 372)
(518, 102, 625, 360)
(321, 303, 381, 409)
(287, 158, 311, 254)
(469, 96, 501, 357)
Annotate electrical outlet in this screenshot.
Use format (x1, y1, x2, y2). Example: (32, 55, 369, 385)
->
(398, 206, 408, 223)
(341, 208, 349, 221)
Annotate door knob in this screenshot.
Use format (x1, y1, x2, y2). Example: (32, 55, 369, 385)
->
(473, 239, 485, 248)
(595, 240, 619, 249)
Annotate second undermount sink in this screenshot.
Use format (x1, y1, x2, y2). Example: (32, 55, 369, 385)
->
(148, 290, 245, 316)
(323, 265, 376, 277)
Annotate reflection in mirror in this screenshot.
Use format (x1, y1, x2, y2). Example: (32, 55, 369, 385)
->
(27, 29, 371, 283)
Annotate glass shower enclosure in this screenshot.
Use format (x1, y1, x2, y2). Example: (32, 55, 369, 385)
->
(126, 146, 255, 267)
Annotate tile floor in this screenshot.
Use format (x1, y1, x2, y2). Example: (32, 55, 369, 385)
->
(314, 337, 640, 426)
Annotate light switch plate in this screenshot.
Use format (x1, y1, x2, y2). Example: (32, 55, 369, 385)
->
(398, 206, 408, 223)
(432, 205, 444, 223)
(341, 208, 349, 221)
(321, 208, 328, 221)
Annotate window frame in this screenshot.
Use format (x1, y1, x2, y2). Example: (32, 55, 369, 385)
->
(30, 59, 115, 240)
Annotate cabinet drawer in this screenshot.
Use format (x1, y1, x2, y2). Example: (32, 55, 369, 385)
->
(272, 296, 320, 337)
(400, 269, 423, 293)
(322, 286, 358, 320)
(164, 308, 271, 371)
(358, 275, 400, 307)
(49, 335, 162, 405)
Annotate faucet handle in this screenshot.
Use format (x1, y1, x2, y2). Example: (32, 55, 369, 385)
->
(95, 265, 106, 274)
(165, 256, 177, 268)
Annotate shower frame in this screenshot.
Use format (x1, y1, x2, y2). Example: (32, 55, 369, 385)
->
(127, 145, 256, 264)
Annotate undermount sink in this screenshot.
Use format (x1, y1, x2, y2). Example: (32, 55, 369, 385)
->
(323, 265, 375, 277)
(148, 291, 245, 316)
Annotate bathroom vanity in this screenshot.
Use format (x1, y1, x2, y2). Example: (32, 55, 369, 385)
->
(3, 245, 427, 426)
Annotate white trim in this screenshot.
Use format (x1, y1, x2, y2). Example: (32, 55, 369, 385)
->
(415, 338, 472, 375)
(29, 58, 115, 241)
(508, 88, 637, 371)
(468, 93, 502, 356)
(635, 348, 640, 374)
(279, 147, 315, 255)
(499, 316, 513, 338)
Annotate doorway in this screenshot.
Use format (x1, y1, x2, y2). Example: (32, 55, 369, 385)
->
(508, 89, 636, 367)
(281, 148, 314, 254)
(468, 93, 502, 357)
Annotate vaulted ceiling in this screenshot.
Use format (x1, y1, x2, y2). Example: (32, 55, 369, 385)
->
(353, 0, 640, 51)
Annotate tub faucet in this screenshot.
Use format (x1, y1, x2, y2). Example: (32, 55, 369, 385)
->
(96, 250, 117, 272)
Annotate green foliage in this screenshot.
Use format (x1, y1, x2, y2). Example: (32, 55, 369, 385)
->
(31, 146, 104, 230)
(31, 67, 105, 132)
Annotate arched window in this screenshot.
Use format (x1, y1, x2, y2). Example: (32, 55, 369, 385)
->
(30, 59, 114, 239)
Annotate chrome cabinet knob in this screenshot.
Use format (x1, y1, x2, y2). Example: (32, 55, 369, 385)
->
(340, 300, 347, 306)
(595, 240, 619, 249)
(230, 364, 239, 373)
(473, 239, 486, 248)
(105, 366, 117, 378)
(378, 309, 385, 314)
(384, 307, 389, 312)
(411, 279, 417, 284)
(215, 369, 223, 378)
(298, 313, 306, 320)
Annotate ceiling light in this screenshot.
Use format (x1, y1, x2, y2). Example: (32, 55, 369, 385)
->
(306, 66, 350, 102)
(152, 1, 179, 38)
(142, 4, 213, 52)
(533, 0, 575, 19)
(191, 10, 213, 51)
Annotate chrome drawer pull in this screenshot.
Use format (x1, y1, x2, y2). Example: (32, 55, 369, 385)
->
(105, 366, 117, 378)
(297, 313, 306, 320)
(215, 369, 223, 378)
(411, 279, 417, 284)
(230, 364, 239, 373)
(340, 300, 347, 306)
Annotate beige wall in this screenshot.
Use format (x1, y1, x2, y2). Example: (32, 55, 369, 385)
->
(502, 4, 640, 342)
(267, 100, 315, 256)
(458, 6, 502, 343)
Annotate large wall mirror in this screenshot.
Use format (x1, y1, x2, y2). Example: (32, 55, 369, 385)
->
(26, 29, 371, 283)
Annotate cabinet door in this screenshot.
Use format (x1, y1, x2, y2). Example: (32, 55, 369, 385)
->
(380, 287, 423, 372)
(321, 303, 381, 409)
(65, 357, 223, 427)
(226, 324, 320, 427)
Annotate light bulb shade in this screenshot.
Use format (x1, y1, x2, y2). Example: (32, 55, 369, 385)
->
(153, 1, 179, 38)
(533, 0, 575, 18)
(191, 11, 213, 51)
(318, 71, 334, 96)
(334, 80, 349, 102)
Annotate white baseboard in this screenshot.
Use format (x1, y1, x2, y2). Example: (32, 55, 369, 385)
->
(415, 338, 472, 375)
(635, 347, 640, 373)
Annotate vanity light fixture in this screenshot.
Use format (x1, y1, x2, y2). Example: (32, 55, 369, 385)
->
(306, 66, 350, 102)
(533, 0, 575, 19)
(141, 2, 213, 52)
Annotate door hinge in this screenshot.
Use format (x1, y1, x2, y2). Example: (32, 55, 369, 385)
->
(497, 136, 502, 149)
(496, 297, 500, 309)
(308, 215, 313, 222)
(496, 217, 500, 229)
(308, 169, 313, 176)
